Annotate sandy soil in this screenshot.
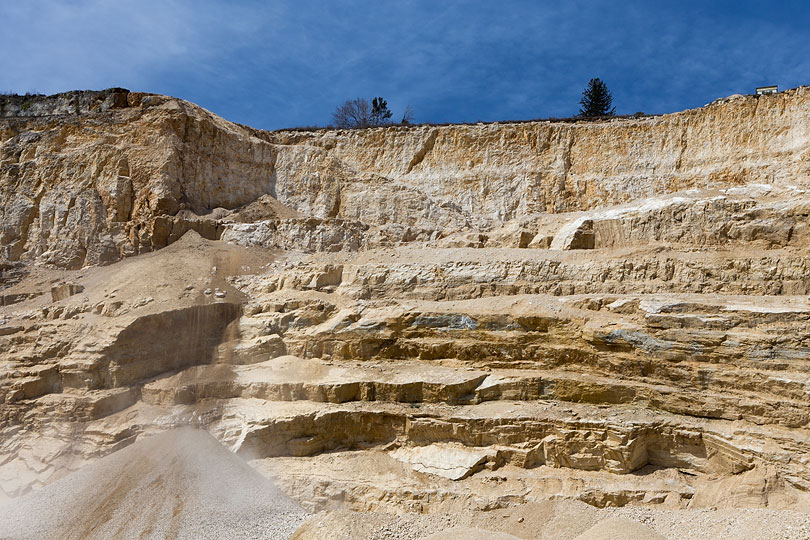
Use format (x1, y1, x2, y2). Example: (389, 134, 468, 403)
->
(1, 230, 277, 320)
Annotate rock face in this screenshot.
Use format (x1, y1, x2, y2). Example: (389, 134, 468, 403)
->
(2, 87, 810, 537)
(3, 87, 810, 268)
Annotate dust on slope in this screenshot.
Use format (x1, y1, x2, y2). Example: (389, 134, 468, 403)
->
(0, 427, 308, 540)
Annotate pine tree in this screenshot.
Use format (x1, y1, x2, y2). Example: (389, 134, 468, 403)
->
(579, 78, 615, 117)
(370, 97, 392, 125)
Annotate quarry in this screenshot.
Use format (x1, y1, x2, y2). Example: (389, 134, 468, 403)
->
(1, 87, 810, 538)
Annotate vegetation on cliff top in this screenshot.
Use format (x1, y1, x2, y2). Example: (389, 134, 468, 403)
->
(332, 96, 406, 128)
(326, 78, 620, 131)
(579, 78, 616, 117)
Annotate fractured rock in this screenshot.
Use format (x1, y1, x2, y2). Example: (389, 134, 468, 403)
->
(4, 86, 810, 535)
(421, 527, 521, 540)
(50, 283, 84, 302)
(391, 444, 492, 481)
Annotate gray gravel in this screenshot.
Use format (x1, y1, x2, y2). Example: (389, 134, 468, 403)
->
(292, 500, 810, 540)
(0, 428, 308, 540)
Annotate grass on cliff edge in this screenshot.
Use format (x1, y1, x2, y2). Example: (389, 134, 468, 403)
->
(275, 111, 654, 133)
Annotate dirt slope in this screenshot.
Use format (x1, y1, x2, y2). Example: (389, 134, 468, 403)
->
(0, 428, 308, 540)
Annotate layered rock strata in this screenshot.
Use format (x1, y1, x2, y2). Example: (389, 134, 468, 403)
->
(3, 87, 810, 267)
(1, 87, 810, 532)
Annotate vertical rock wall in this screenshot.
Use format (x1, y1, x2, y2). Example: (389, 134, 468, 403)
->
(2, 87, 809, 268)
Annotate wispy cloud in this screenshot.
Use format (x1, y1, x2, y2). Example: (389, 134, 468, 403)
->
(2, 0, 808, 128)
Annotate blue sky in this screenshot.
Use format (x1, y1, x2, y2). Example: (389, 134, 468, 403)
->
(2, 1, 809, 130)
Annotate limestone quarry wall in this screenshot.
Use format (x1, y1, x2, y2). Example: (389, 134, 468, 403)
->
(0, 93, 278, 267)
(5, 87, 810, 513)
(1, 86, 809, 268)
(268, 87, 810, 218)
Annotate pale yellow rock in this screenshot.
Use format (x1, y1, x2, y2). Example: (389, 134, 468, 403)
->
(4, 87, 810, 267)
(3, 88, 810, 538)
(421, 527, 521, 540)
(391, 444, 491, 481)
(572, 517, 665, 540)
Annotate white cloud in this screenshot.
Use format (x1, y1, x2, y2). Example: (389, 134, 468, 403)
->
(1, 1, 808, 128)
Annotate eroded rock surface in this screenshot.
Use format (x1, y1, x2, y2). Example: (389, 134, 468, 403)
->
(2, 88, 810, 538)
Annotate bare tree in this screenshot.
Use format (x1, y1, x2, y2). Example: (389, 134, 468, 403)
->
(332, 98, 372, 128)
(400, 104, 414, 125)
(332, 96, 397, 128)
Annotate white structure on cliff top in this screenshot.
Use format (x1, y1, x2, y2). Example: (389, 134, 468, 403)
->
(756, 85, 778, 95)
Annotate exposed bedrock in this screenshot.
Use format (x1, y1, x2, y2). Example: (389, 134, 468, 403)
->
(255, 247, 810, 299)
(2, 88, 810, 518)
(2, 87, 810, 267)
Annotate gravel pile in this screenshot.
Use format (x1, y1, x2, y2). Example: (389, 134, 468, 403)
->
(0, 428, 308, 540)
